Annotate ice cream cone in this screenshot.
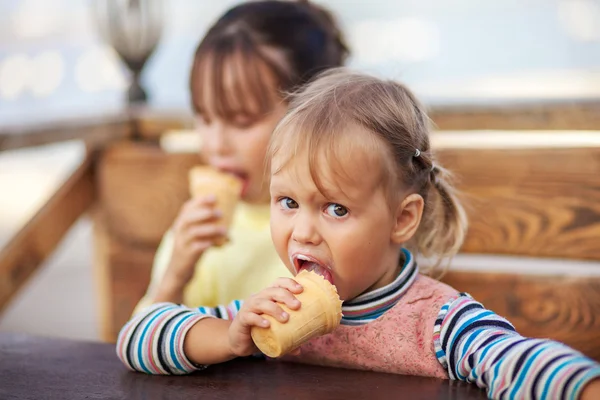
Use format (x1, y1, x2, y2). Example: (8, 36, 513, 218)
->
(251, 270, 343, 358)
(188, 166, 242, 246)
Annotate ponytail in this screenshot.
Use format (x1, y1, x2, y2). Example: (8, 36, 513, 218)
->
(411, 164, 468, 276)
(268, 69, 467, 277)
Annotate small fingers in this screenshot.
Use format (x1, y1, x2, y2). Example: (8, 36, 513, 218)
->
(238, 311, 271, 329)
(174, 198, 218, 230)
(190, 194, 217, 207)
(252, 287, 300, 312)
(189, 240, 212, 254)
(180, 196, 215, 216)
(176, 208, 222, 233)
(246, 297, 291, 323)
(187, 224, 227, 241)
(186, 208, 222, 225)
(270, 277, 304, 294)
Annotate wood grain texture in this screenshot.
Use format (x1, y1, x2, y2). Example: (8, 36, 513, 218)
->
(0, 156, 95, 311)
(437, 147, 600, 260)
(134, 108, 193, 140)
(0, 333, 487, 400)
(2, 101, 597, 152)
(429, 101, 600, 131)
(131, 102, 600, 142)
(442, 271, 600, 360)
(0, 113, 131, 151)
(96, 141, 201, 247)
(92, 211, 154, 342)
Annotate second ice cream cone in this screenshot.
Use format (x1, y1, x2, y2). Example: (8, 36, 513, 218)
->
(188, 166, 242, 246)
(251, 270, 343, 358)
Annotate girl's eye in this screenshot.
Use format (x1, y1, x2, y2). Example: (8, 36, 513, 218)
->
(279, 197, 299, 210)
(233, 118, 254, 129)
(325, 203, 348, 218)
(231, 113, 257, 129)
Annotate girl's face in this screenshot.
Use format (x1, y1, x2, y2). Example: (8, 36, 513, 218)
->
(269, 127, 405, 301)
(197, 102, 287, 204)
(193, 53, 288, 204)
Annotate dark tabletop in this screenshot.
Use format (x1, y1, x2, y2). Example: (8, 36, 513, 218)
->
(0, 333, 487, 400)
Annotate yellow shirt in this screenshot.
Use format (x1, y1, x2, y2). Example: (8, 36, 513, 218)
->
(134, 202, 289, 313)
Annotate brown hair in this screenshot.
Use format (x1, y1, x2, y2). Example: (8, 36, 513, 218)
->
(269, 69, 468, 274)
(190, 1, 348, 125)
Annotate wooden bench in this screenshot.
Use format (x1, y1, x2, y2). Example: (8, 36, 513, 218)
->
(1, 108, 599, 360)
(435, 132, 600, 358)
(88, 130, 600, 360)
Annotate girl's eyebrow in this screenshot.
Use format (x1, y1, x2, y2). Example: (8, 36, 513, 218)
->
(270, 166, 358, 204)
(269, 182, 296, 199)
(322, 192, 353, 206)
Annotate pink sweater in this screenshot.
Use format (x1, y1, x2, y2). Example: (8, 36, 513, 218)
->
(282, 275, 457, 378)
(117, 253, 600, 399)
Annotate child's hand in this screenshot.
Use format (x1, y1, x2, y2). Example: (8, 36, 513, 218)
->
(228, 278, 304, 357)
(166, 195, 226, 284)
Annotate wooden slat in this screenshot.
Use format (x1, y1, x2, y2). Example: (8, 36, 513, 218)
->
(0, 113, 131, 151)
(97, 141, 201, 247)
(133, 102, 600, 142)
(2, 101, 598, 153)
(133, 108, 193, 140)
(0, 156, 96, 311)
(131, 102, 600, 142)
(92, 211, 154, 342)
(442, 271, 600, 360)
(430, 101, 600, 130)
(437, 146, 600, 260)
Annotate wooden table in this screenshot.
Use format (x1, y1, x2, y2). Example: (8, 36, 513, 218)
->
(0, 333, 487, 399)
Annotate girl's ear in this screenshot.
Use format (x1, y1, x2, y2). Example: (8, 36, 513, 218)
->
(391, 194, 424, 244)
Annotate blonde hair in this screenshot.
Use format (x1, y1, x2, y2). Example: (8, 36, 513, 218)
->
(268, 68, 468, 275)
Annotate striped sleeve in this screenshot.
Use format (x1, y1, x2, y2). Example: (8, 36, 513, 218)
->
(434, 294, 600, 400)
(116, 300, 244, 375)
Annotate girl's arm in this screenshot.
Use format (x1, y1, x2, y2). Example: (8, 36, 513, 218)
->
(135, 197, 225, 310)
(435, 294, 600, 400)
(116, 279, 302, 375)
(116, 301, 244, 375)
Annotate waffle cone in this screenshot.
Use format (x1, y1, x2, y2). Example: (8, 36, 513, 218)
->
(188, 166, 242, 246)
(251, 270, 343, 358)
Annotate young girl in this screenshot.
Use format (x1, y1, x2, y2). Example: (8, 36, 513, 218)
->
(118, 70, 600, 399)
(135, 1, 348, 311)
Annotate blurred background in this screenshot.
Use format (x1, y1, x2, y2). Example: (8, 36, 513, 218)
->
(1, 0, 600, 123)
(1, 0, 599, 344)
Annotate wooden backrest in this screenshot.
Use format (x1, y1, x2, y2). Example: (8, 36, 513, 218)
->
(433, 131, 600, 359)
(435, 131, 600, 260)
(94, 133, 600, 359)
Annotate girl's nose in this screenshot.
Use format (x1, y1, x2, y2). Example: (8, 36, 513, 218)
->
(291, 212, 322, 246)
(206, 123, 233, 156)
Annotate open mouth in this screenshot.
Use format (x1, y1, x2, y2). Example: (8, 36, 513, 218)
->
(293, 254, 334, 284)
(220, 169, 250, 196)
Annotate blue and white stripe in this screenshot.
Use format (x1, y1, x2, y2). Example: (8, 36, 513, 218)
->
(115, 255, 600, 400)
(435, 294, 600, 399)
